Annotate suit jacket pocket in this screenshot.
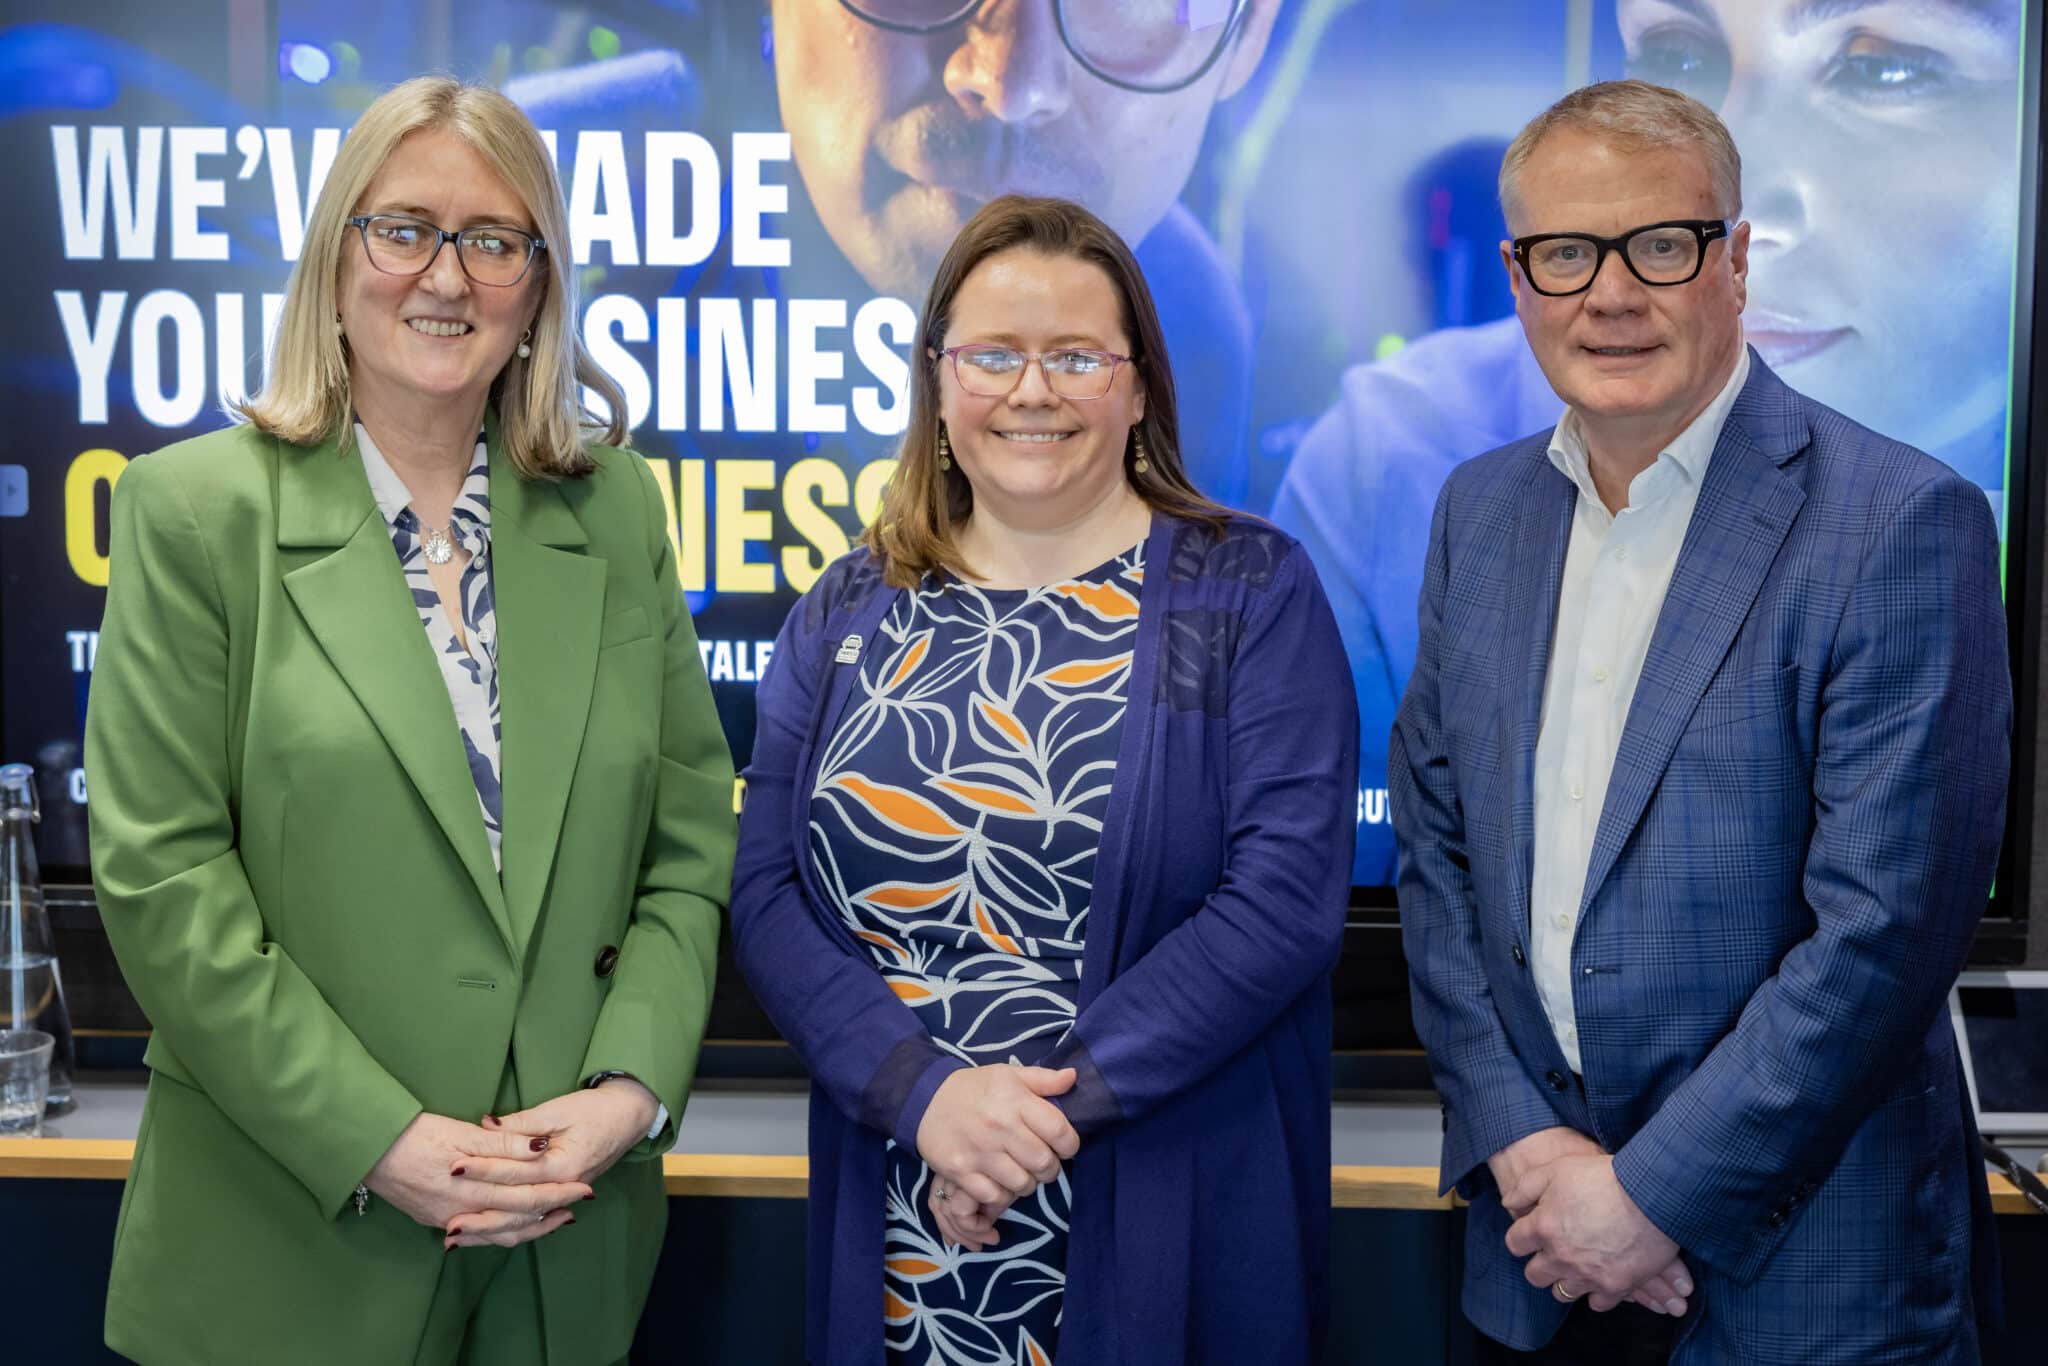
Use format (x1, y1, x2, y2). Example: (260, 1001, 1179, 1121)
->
(141, 1034, 203, 1092)
(599, 605, 651, 649)
(1687, 659, 1799, 734)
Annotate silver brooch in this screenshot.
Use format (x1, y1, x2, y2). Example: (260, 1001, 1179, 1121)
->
(421, 524, 456, 565)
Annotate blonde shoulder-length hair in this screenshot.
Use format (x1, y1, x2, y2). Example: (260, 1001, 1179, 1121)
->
(236, 74, 625, 478)
(862, 194, 1228, 589)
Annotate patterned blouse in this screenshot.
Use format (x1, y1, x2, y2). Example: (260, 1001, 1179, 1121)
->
(808, 541, 1144, 1366)
(356, 425, 503, 868)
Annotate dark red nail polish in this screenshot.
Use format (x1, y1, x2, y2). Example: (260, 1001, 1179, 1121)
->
(448, 1227, 463, 1237)
(529, 1137, 548, 1152)
(565, 1215, 576, 1226)
(451, 1166, 466, 1177)
(483, 1114, 499, 1126)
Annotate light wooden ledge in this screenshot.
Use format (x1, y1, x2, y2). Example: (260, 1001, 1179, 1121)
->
(665, 1153, 809, 1199)
(0, 1138, 134, 1181)
(1332, 1164, 1458, 1210)
(0, 1139, 2034, 1214)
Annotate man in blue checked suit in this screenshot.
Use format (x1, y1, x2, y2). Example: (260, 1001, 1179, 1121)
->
(1392, 81, 2011, 1365)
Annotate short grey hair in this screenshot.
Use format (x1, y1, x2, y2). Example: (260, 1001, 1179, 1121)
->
(1499, 80, 1742, 232)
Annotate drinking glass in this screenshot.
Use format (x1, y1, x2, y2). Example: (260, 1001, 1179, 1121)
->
(0, 1029, 54, 1137)
(1, 762, 73, 1112)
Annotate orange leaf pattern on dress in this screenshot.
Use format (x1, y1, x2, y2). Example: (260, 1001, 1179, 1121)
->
(977, 698, 1031, 752)
(931, 778, 1039, 818)
(853, 929, 912, 966)
(1053, 578, 1139, 621)
(829, 775, 963, 840)
(859, 881, 963, 913)
(882, 629, 933, 692)
(1040, 654, 1131, 689)
(972, 900, 1021, 955)
(814, 541, 1143, 1366)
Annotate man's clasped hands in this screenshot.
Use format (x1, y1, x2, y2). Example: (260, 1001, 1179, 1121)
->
(1491, 1126, 1694, 1316)
(364, 1076, 664, 1251)
(915, 1063, 1082, 1249)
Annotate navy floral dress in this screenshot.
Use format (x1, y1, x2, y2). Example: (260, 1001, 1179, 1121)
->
(808, 542, 1144, 1366)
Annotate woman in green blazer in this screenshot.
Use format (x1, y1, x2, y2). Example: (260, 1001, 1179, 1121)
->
(83, 76, 735, 1366)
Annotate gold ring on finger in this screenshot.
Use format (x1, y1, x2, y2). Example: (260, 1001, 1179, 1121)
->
(1553, 1282, 1579, 1303)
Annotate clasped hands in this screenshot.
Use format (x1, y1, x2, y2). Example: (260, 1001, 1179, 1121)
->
(914, 1064, 1081, 1251)
(365, 1077, 661, 1251)
(1490, 1126, 1693, 1316)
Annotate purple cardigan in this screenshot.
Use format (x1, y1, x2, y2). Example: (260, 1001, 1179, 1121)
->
(732, 514, 1359, 1364)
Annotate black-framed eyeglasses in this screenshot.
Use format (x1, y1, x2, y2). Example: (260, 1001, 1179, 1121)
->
(1511, 219, 1730, 297)
(838, 0, 1251, 94)
(348, 214, 547, 288)
(937, 344, 1133, 399)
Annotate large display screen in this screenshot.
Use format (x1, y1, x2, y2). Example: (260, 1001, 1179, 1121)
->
(0, 1, 2034, 896)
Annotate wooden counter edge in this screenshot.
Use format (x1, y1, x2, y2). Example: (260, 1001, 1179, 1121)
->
(1331, 1164, 1458, 1210)
(664, 1153, 809, 1198)
(0, 1138, 134, 1181)
(0, 1140, 2036, 1214)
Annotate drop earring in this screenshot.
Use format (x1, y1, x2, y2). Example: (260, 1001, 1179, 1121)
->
(333, 313, 343, 338)
(1132, 430, 1150, 475)
(937, 427, 952, 472)
(516, 327, 532, 359)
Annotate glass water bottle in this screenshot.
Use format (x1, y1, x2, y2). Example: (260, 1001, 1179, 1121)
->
(1, 763, 75, 1112)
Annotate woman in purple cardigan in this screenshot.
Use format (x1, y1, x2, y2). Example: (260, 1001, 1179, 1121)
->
(732, 195, 1358, 1365)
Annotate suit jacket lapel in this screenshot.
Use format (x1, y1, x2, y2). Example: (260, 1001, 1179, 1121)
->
(277, 429, 515, 952)
(488, 435, 605, 957)
(1577, 357, 1809, 914)
(1503, 451, 1576, 924)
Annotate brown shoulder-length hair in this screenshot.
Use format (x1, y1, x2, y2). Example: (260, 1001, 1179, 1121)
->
(862, 194, 1229, 588)
(235, 74, 626, 478)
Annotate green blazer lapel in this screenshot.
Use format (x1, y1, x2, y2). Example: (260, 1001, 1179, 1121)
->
(276, 429, 516, 954)
(488, 437, 605, 957)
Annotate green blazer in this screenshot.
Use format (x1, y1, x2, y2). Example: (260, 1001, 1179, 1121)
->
(84, 418, 736, 1366)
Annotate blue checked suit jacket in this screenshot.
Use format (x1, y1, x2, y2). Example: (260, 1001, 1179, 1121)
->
(1392, 352, 2011, 1363)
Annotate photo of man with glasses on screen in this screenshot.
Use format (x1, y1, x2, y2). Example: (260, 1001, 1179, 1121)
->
(764, 0, 1281, 502)
(1270, 0, 2024, 885)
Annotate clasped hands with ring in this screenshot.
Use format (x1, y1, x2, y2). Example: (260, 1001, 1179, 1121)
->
(363, 1079, 661, 1252)
(915, 1063, 1082, 1251)
(1489, 1127, 1695, 1318)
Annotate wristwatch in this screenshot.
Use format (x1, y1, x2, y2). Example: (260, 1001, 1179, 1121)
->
(586, 1071, 670, 1141)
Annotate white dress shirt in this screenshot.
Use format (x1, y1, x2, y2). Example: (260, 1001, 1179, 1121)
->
(1530, 345, 1750, 1074)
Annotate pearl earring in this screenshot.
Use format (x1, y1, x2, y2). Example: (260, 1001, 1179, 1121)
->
(516, 328, 532, 359)
(1132, 430, 1150, 475)
(937, 427, 952, 472)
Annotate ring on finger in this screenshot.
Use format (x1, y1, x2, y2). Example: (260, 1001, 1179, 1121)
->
(1552, 1282, 1580, 1304)
(532, 1210, 546, 1225)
